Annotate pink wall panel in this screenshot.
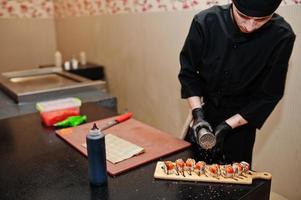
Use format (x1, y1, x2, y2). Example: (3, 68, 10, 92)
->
(0, 0, 300, 18)
(0, 0, 54, 18)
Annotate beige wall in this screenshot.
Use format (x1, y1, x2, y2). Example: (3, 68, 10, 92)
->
(0, 18, 57, 73)
(254, 5, 301, 200)
(55, 12, 193, 133)
(55, 6, 301, 199)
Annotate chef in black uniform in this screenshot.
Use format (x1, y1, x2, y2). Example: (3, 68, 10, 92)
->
(179, 0, 295, 166)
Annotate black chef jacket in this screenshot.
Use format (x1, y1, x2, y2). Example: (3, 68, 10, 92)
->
(179, 4, 295, 129)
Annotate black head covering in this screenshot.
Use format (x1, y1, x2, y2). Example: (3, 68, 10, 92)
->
(233, 0, 282, 17)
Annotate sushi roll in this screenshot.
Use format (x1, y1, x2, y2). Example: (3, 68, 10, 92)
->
(185, 158, 196, 175)
(194, 161, 207, 176)
(175, 159, 186, 176)
(240, 161, 250, 174)
(221, 164, 236, 180)
(232, 162, 244, 177)
(207, 164, 221, 179)
(162, 161, 176, 175)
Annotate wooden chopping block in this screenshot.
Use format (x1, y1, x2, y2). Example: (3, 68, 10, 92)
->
(154, 161, 272, 185)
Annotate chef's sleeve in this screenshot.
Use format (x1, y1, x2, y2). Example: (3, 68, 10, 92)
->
(178, 16, 204, 98)
(238, 35, 296, 129)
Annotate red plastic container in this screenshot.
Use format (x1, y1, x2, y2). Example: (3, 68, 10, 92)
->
(36, 97, 81, 126)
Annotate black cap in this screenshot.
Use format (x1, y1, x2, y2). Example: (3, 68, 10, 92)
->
(92, 123, 99, 130)
(233, 0, 282, 17)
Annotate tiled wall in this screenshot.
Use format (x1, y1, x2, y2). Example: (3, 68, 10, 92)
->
(53, 0, 230, 16)
(0, 0, 300, 18)
(0, 0, 54, 18)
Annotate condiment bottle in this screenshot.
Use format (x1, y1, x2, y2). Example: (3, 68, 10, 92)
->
(79, 51, 87, 66)
(86, 123, 108, 186)
(54, 51, 62, 68)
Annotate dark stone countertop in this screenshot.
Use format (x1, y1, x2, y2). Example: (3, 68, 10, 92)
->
(0, 103, 271, 200)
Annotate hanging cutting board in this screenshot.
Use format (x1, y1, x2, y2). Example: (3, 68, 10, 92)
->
(154, 161, 272, 185)
(56, 117, 191, 176)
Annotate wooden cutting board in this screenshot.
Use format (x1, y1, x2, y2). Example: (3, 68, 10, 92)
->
(154, 161, 272, 185)
(56, 117, 191, 176)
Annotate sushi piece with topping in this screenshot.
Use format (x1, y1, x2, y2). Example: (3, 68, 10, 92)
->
(175, 159, 186, 177)
(207, 164, 221, 179)
(232, 162, 244, 177)
(184, 158, 196, 175)
(161, 161, 176, 175)
(194, 161, 207, 176)
(221, 164, 238, 180)
(240, 161, 250, 174)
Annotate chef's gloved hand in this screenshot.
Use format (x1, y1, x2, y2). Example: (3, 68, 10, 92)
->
(214, 121, 232, 150)
(191, 107, 212, 144)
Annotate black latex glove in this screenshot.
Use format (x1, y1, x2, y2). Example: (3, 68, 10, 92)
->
(191, 107, 212, 144)
(214, 121, 232, 149)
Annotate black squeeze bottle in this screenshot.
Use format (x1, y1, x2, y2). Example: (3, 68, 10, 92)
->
(86, 123, 108, 186)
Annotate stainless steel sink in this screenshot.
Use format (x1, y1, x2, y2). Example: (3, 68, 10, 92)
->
(0, 67, 106, 103)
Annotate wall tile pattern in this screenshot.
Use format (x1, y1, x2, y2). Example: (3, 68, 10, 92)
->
(0, 0, 54, 18)
(53, 0, 301, 16)
(0, 0, 300, 18)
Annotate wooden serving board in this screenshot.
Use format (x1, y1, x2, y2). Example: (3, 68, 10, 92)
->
(154, 161, 272, 185)
(56, 117, 191, 176)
